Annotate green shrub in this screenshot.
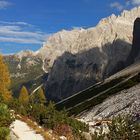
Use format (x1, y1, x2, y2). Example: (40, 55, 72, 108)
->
(8, 98, 29, 116)
(0, 127, 10, 140)
(92, 115, 140, 140)
(29, 103, 46, 123)
(10, 99, 89, 138)
(0, 103, 14, 127)
(11, 99, 88, 138)
(0, 103, 14, 140)
(38, 102, 89, 137)
(107, 115, 140, 140)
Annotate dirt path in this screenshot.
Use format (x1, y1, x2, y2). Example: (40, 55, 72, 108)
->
(11, 120, 44, 140)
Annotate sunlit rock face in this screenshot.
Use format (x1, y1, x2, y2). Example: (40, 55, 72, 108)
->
(39, 7, 140, 70)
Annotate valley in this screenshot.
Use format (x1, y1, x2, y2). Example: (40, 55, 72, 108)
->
(1, 4, 140, 140)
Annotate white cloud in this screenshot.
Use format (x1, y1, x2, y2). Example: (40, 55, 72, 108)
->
(0, 1, 11, 9)
(0, 21, 49, 44)
(131, 0, 140, 5)
(110, 1, 140, 11)
(0, 37, 42, 44)
(0, 26, 46, 39)
(0, 21, 32, 26)
(110, 2, 124, 11)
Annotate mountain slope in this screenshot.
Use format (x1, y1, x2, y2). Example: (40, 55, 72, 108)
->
(56, 62, 140, 114)
(56, 16, 140, 113)
(80, 82, 140, 121)
(4, 51, 45, 95)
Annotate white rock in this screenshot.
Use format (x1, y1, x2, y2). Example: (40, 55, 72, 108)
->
(10, 120, 44, 140)
(59, 136, 67, 140)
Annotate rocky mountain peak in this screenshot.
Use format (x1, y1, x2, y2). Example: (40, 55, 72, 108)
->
(36, 7, 140, 71)
(98, 7, 140, 26)
(45, 7, 140, 101)
(15, 50, 35, 60)
(12, 6, 140, 72)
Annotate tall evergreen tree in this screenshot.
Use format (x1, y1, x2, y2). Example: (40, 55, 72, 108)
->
(19, 86, 29, 104)
(34, 87, 46, 104)
(0, 55, 12, 102)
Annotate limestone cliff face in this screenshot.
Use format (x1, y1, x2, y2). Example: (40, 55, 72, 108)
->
(45, 39, 131, 101)
(44, 7, 140, 101)
(38, 7, 140, 71)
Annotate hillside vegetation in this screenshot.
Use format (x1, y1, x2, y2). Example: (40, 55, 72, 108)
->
(0, 55, 14, 139)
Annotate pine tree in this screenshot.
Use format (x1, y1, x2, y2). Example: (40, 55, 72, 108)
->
(19, 86, 29, 104)
(34, 87, 46, 104)
(0, 55, 12, 102)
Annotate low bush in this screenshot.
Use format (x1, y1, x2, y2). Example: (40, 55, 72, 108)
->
(0, 103, 14, 127)
(92, 115, 140, 140)
(32, 102, 89, 136)
(10, 100, 89, 138)
(0, 103, 14, 140)
(0, 127, 10, 140)
(8, 98, 29, 116)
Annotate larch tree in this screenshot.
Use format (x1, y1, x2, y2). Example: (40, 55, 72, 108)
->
(34, 87, 46, 104)
(0, 55, 12, 102)
(19, 86, 29, 104)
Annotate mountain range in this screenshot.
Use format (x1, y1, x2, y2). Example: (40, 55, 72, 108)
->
(4, 7, 140, 101)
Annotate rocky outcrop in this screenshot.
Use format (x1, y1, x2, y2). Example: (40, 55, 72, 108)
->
(127, 18, 140, 65)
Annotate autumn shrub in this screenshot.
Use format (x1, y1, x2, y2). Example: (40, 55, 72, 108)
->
(53, 124, 72, 136)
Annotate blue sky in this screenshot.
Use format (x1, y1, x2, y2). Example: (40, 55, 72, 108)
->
(0, 0, 139, 54)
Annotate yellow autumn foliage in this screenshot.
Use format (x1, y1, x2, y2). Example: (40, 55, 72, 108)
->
(0, 55, 12, 101)
(19, 86, 29, 104)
